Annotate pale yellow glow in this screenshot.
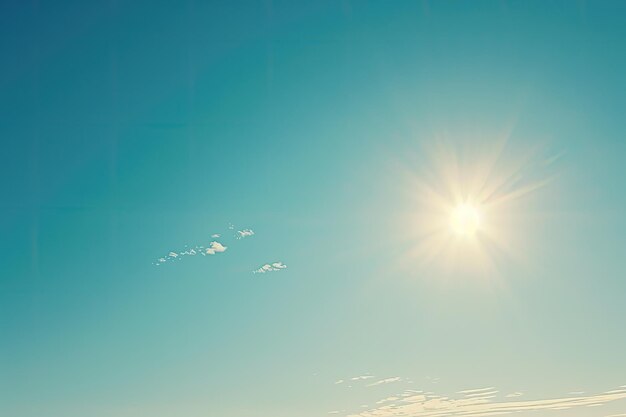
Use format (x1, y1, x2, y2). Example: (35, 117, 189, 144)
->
(450, 204, 481, 236)
(391, 130, 560, 280)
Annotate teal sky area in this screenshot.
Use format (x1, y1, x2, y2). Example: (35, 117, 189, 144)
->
(1, 1, 626, 417)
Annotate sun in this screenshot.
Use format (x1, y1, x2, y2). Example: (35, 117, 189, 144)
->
(392, 131, 561, 279)
(450, 203, 481, 236)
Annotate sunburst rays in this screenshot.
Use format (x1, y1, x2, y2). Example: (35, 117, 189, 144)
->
(397, 130, 561, 281)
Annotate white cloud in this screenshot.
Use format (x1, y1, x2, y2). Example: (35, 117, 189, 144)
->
(343, 385, 626, 417)
(154, 241, 227, 265)
(464, 390, 499, 398)
(253, 262, 287, 274)
(205, 241, 227, 255)
(236, 229, 255, 239)
(211, 233, 220, 238)
(459, 387, 495, 394)
(352, 375, 375, 381)
(368, 377, 402, 387)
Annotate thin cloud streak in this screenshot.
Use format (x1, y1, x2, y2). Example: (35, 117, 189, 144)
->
(458, 387, 496, 394)
(344, 386, 626, 417)
(367, 377, 402, 387)
(352, 375, 375, 381)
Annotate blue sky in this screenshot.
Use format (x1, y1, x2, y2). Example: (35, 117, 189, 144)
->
(1, 1, 626, 417)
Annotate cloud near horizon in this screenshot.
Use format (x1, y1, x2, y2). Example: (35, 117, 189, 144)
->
(341, 385, 626, 417)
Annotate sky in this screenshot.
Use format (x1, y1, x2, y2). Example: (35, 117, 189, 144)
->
(1, 1, 626, 417)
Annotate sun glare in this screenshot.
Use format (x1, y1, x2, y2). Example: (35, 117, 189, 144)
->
(450, 204, 481, 236)
(395, 131, 560, 279)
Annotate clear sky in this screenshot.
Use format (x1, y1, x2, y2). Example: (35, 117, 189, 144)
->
(1, 1, 625, 417)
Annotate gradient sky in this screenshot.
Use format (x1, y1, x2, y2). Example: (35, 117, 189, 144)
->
(1, 1, 626, 417)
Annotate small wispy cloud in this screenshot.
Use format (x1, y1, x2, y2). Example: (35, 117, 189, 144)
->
(154, 240, 228, 265)
(367, 377, 402, 387)
(154, 223, 249, 266)
(376, 397, 400, 405)
(463, 390, 499, 398)
(253, 262, 287, 274)
(155, 224, 287, 276)
(458, 387, 495, 394)
(335, 375, 375, 386)
(236, 229, 255, 239)
(352, 375, 375, 381)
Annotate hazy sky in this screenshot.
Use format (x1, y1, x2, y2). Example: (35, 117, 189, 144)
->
(1, 1, 625, 417)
